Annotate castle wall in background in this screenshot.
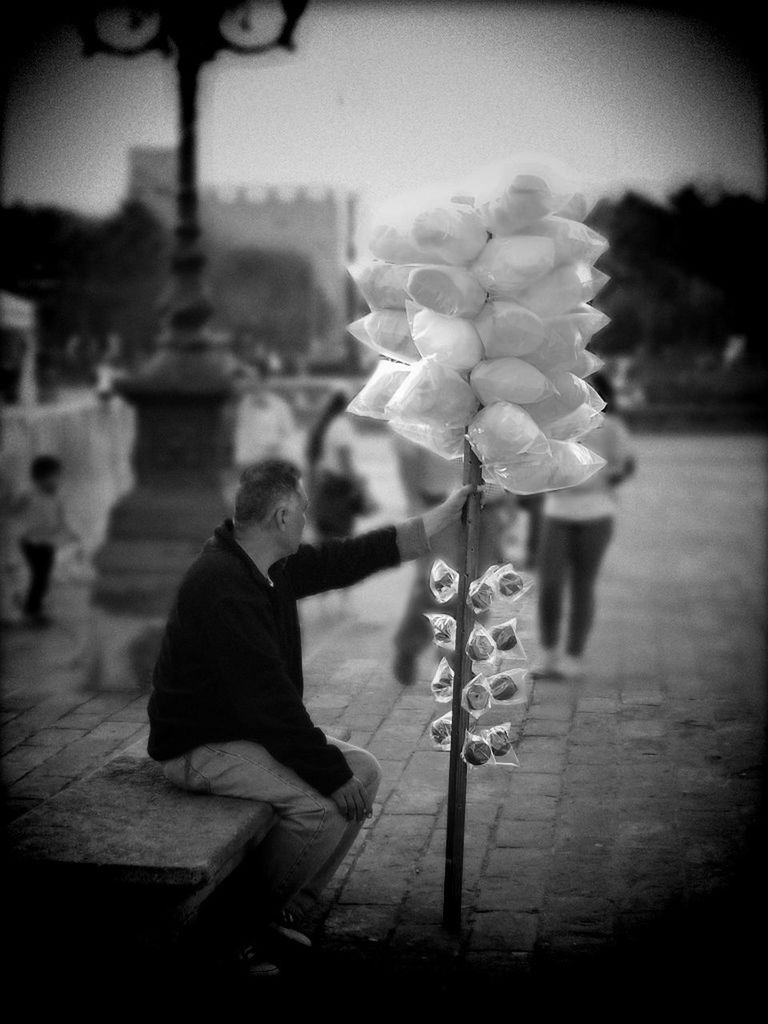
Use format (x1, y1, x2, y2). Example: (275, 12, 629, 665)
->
(127, 147, 357, 359)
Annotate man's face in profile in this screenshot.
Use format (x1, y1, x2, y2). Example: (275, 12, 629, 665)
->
(283, 482, 309, 553)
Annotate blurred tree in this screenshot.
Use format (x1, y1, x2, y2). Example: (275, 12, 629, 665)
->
(588, 187, 766, 367)
(0, 200, 170, 379)
(207, 245, 332, 368)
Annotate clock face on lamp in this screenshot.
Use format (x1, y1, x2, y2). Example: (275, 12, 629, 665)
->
(93, 9, 163, 52)
(220, 2, 286, 49)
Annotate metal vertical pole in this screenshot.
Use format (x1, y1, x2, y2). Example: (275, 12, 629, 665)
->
(443, 438, 483, 931)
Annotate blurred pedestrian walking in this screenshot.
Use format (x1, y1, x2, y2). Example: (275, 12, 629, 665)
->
(390, 432, 517, 685)
(304, 389, 376, 544)
(226, 363, 302, 502)
(9, 454, 83, 627)
(531, 371, 636, 680)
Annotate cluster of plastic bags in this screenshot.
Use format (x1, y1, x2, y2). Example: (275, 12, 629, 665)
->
(346, 155, 611, 494)
(424, 556, 534, 769)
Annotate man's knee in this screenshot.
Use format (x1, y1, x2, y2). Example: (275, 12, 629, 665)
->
(345, 747, 382, 797)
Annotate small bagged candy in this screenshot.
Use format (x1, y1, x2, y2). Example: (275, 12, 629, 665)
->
(347, 310, 420, 363)
(467, 564, 502, 614)
(347, 360, 411, 420)
(489, 669, 529, 706)
(430, 711, 453, 750)
(429, 558, 460, 604)
(487, 671, 521, 703)
(466, 622, 498, 664)
(461, 731, 495, 768)
(462, 675, 493, 714)
(406, 302, 485, 372)
(489, 618, 520, 654)
(424, 612, 456, 650)
(483, 723, 520, 766)
(406, 264, 488, 318)
(347, 260, 415, 311)
(492, 563, 531, 600)
(470, 356, 558, 406)
(475, 301, 545, 359)
(430, 657, 454, 703)
(471, 236, 556, 298)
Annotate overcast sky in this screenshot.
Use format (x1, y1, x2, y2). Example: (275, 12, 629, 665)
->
(1, 0, 764, 238)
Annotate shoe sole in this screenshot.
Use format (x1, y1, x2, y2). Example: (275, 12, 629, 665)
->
(270, 923, 313, 948)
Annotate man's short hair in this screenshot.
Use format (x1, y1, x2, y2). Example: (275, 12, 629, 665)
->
(234, 459, 302, 528)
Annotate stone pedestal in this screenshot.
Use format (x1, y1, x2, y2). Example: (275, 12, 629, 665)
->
(87, 349, 237, 691)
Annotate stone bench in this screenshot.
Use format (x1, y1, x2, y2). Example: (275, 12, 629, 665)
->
(7, 739, 276, 953)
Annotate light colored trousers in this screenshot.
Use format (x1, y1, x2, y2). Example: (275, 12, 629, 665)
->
(161, 737, 382, 921)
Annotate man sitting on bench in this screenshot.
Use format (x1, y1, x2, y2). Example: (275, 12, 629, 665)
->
(147, 458, 473, 978)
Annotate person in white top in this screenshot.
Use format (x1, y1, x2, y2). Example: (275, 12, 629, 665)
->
(233, 364, 302, 473)
(532, 372, 636, 680)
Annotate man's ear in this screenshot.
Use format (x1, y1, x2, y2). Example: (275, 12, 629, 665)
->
(273, 502, 289, 532)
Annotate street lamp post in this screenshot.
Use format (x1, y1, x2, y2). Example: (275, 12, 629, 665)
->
(79, 2, 309, 689)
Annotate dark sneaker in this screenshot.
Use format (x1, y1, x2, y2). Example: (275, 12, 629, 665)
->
(269, 908, 312, 949)
(236, 942, 280, 979)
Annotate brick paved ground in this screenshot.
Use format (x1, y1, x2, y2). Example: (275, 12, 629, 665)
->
(2, 431, 766, 1002)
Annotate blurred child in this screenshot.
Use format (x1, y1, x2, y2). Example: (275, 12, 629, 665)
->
(11, 455, 82, 627)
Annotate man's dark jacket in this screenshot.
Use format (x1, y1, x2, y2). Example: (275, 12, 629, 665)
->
(147, 518, 423, 796)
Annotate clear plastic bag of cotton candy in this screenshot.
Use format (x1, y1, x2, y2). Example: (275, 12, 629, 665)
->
(481, 438, 607, 496)
(430, 710, 454, 751)
(463, 153, 584, 236)
(405, 300, 485, 373)
(347, 260, 415, 311)
(516, 305, 609, 377)
(347, 360, 412, 421)
(367, 183, 490, 267)
(385, 355, 479, 460)
(346, 309, 420, 365)
(430, 657, 454, 703)
(429, 558, 460, 604)
(468, 402, 605, 495)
